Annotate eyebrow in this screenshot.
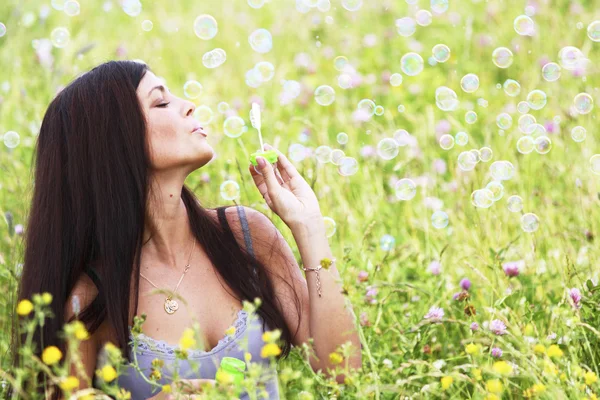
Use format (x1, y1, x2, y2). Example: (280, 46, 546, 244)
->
(147, 85, 169, 97)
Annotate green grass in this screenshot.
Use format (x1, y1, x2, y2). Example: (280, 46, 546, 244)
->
(1, 0, 600, 398)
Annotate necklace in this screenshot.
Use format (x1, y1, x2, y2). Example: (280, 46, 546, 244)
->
(139, 237, 195, 315)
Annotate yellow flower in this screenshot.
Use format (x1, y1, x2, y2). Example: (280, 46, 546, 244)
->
(73, 321, 90, 340)
(16, 299, 34, 316)
(560, 372, 567, 381)
(534, 344, 546, 354)
(225, 326, 236, 336)
(466, 343, 480, 355)
(544, 361, 558, 376)
(547, 344, 563, 358)
(486, 379, 503, 393)
(99, 365, 117, 382)
(116, 388, 132, 400)
(58, 376, 79, 391)
(589, 394, 598, 400)
(161, 384, 172, 393)
(493, 361, 513, 375)
(585, 371, 598, 386)
(178, 328, 196, 350)
(244, 352, 252, 363)
(261, 329, 281, 343)
(532, 383, 546, 393)
(472, 368, 482, 381)
(42, 346, 63, 365)
(329, 352, 344, 365)
(440, 376, 453, 390)
(216, 369, 234, 384)
(260, 343, 282, 358)
(80, 395, 95, 400)
(42, 292, 53, 305)
(484, 395, 500, 400)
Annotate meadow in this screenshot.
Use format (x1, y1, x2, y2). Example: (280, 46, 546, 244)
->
(1, 0, 600, 398)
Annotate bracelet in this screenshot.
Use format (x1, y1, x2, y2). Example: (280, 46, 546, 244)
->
(302, 258, 336, 298)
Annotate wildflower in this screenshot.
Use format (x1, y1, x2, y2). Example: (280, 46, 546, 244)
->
(534, 344, 546, 354)
(533, 383, 546, 394)
(16, 299, 34, 316)
(453, 291, 469, 301)
(216, 369, 234, 385)
(472, 368, 482, 380)
(58, 376, 79, 391)
(365, 288, 378, 304)
(486, 379, 503, 393)
(460, 278, 472, 291)
(440, 376, 453, 390)
(489, 319, 507, 335)
(73, 321, 90, 340)
(493, 361, 512, 375)
(149, 369, 161, 381)
(41, 292, 53, 305)
(570, 288, 582, 309)
(97, 365, 117, 382)
(465, 343, 480, 355)
(42, 346, 63, 365)
(115, 388, 132, 400)
(244, 352, 252, 363)
(491, 347, 503, 358)
(470, 322, 480, 331)
(585, 371, 598, 385)
(162, 384, 172, 393)
(262, 330, 281, 343)
(178, 328, 196, 350)
(357, 271, 369, 282)
(328, 352, 344, 365)
(260, 343, 282, 358)
(424, 306, 444, 321)
(502, 260, 522, 277)
(464, 304, 477, 316)
(428, 260, 441, 275)
(547, 344, 563, 358)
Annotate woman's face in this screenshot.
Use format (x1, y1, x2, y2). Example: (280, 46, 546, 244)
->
(136, 70, 214, 174)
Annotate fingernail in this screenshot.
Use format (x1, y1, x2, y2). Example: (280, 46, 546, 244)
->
(257, 156, 266, 169)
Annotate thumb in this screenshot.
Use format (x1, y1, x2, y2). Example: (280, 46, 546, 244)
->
(257, 156, 280, 195)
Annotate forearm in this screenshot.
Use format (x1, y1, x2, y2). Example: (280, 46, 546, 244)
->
(290, 219, 362, 380)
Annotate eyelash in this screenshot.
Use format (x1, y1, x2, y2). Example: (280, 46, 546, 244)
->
(157, 102, 170, 108)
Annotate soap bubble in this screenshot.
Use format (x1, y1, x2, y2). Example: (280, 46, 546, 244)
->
(194, 14, 218, 40)
(3, 131, 20, 148)
(517, 101, 530, 114)
(496, 113, 513, 129)
(571, 126, 586, 142)
(455, 131, 468, 146)
(377, 138, 399, 160)
(507, 195, 523, 212)
(492, 47, 513, 68)
(514, 15, 534, 35)
(141, 20, 153, 31)
(248, 0, 266, 8)
(122, 0, 141, 16)
(518, 114, 536, 134)
(435, 86, 459, 111)
(220, 180, 240, 201)
(0, 23, 5, 37)
(573, 93, 593, 114)
(526, 90, 547, 110)
(558, 46, 584, 70)
(431, 0, 449, 13)
(315, 146, 333, 163)
(400, 52, 424, 76)
(202, 48, 227, 69)
(503, 79, 521, 97)
(193, 106, 214, 125)
(358, 99, 377, 116)
(395, 178, 417, 200)
(64, 0, 80, 16)
(432, 44, 450, 62)
(471, 189, 494, 208)
(490, 160, 515, 181)
(337, 74, 353, 89)
(390, 73, 403, 86)
(521, 213, 539, 233)
(393, 129, 411, 146)
(50, 27, 70, 48)
(314, 85, 335, 106)
(341, 0, 363, 11)
(183, 80, 203, 99)
(588, 21, 600, 42)
(415, 10, 432, 26)
(486, 181, 504, 201)
(249, 28, 273, 53)
(334, 56, 348, 71)
(380, 234, 396, 251)
(396, 17, 416, 37)
(465, 111, 478, 124)
(289, 143, 308, 162)
(590, 154, 600, 175)
(337, 132, 349, 145)
(479, 147, 493, 162)
(457, 151, 477, 171)
(432, 211, 449, 229)
(323, 217, 336, 237)
(223, 116, 247, 138)
(254, 61, 275, 82)
(516, 136, 535, 154)
(338, 156, 359, 176)
(541, 62, 561, 81)
(460, 73, 480, 93)
(439, 134, 454, 150)
(534, 136, 552, 154)
(217, 102, 230, 113)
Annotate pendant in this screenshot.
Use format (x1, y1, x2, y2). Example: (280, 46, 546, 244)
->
(164, 297, 179, 314)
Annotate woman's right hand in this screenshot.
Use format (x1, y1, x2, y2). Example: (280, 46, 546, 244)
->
(150, 379, 217, 399)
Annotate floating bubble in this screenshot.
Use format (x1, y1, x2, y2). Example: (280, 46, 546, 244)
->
(193, 106, 213, 125)
(254, 61, 275, 82)
(571, 126, 586, 142)
(496, 113, 513, 129)
(573, 93, 593, 114)
(390, 73, 403, 86)
(358, 99, 376, 116)
(432, 44, 450, 62)
(223, 116, 247, 138)
(541, 62, 561, 82)
(377, 138, 399, 160)
(202, 48, 227, 69)
(323, 216, 336, 238)
(513, 15, 534, 36)
(245, 68, 262, 88)
(530, 123, 546, 138)
(470, 149, 481, 163)
(521, 213, 539, 233)
(289, 143, 308, 162)
(50, 27, 70, 48)
(0, 23, 5, 37)
(588, 21, 600, 42)
(141, 20, 153, 31)
(338, 157, 359, 176)
(396, 17, 416, 37)
(331, 149, 345, 165)
(507, 195, 523, 212)
(526, 90, 547, 110)
(334, 56, 348, 71)
(3, 131, 19, 148)
(534, 136, 552, 154)
(439, 134, 454, 150)
(380, 234, 396, 251)
(337, 132, 348, 145)
(465, 111, 477, 124)
(337, 73, 353, 89)
(492, 47, 513, 68)
(517, 101, 530, 114)
(341, 0, 363, 11)
(435, 86, 458, 111)
(397, 105, 405, 112)
(183, 80, 203, 99)
(415, 10, 432, 26)
(486, 181, 504, 201)
(217, 102, 230, 113)
(248, 0, 266, 8)
(432, 210, 449, 229)
(249, 28, 273, 53)
(590, 155, 600, 175)
(460, 73, 480, 93)
(220, 180, 240, 201)
(503, 79, 521, 96)
(518, 114, 536, 134)
(516, 136, 535, 154)
(490, 160, 515, 180)
(458, 151, 477, 171)
(431, 0, 449, 13)
(400, 52, 424, 76)
(479, 147, 493, 162)
(395, 178, 417, 200)
(315, 145, 333, 163)
(455, 131, 468, 146)
(393, 129, 411, 146)
(64, 0, 80, 16)
(194, 14, 218, 40)
(122, 0, 141, 16)
(317, 0, 331, 12)
(471, 189, 494, 208)
(314, 85, 335, 106)
(558, 46, 584, 70)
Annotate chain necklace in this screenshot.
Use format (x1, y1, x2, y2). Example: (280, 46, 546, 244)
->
(139, 237, 195, 315)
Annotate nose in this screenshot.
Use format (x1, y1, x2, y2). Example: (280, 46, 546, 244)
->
(184, 100, 195, 117)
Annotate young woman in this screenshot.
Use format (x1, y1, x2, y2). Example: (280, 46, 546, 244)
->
(10, 60, 361, 399)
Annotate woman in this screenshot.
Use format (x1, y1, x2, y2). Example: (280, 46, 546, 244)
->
(9, 60, 361, 399)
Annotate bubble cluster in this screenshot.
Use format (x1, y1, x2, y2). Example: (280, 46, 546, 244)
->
(249, 28, 273, 53)
(202, 48, 227, 69)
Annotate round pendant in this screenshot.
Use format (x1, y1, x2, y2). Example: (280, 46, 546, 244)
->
(164, 298, 179, 314)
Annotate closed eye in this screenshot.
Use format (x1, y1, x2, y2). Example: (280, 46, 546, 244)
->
(157, 102, 170, 108)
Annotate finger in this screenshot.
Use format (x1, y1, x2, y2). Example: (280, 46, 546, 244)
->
(256, 155, 281, 196)
(250, 167, 270, 199)
(276, 161, 292, 183)
(264, 144, 300, 181)
(273, 162, 285, 185)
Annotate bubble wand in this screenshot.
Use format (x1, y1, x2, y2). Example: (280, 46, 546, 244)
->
(249, 102, 279, 166)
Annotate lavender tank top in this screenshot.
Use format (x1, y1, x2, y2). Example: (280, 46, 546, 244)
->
(90, 206, 280, 399)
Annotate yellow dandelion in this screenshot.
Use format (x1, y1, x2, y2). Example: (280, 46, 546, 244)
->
(547, 344, 563, 358)
(244, 352, 252, 363)
(216, 369, 234, 385)
(73, 321, 90, 341)
(486, 379, 503, 393)
(261, 329, 281, 343)
(16, 299, 34, 316)
(41, 292, 53, 305)
(465, 343, 480, 355)
(532, 383, 546, 393)
(178, 328, 196, 350)
(42, 346, 63, 365)
(116, 388, 131, 400)
(161, 384, 172, 393)
(441, 376, 453, 390)
(585, 371, 598, 386)
(329, 352, 344, 365)
(260, 343, 282, 358)
(99, 365, 117, 382)
(533, 344, 546, 354)
(493, 361, 513, 375)
(225, 326, 236, 336)
(58, 375, 79, 391)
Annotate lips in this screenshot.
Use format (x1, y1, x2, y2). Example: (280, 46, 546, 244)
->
(192, 126, 207, 137)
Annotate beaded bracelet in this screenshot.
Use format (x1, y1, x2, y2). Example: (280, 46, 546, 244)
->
(301, 257, 336, 298)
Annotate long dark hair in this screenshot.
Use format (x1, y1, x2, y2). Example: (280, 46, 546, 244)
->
(9, 60, 301, 399)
